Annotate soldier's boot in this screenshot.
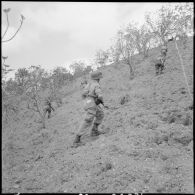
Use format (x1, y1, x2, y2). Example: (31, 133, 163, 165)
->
(91, 123, 104, 137)
(72, 135, 84, 148)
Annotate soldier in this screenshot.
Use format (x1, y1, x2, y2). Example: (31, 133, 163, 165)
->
(44, 98, 55, 119)
(161, 45, 168, 56)
(154, 45, 168, 75)
(72, 71, 105, 148)
(155, 54, 166, 75)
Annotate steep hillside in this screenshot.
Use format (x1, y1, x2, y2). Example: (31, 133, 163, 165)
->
(2, 37, 193, 193)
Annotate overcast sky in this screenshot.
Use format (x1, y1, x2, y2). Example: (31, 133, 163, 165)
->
(2, 2, 175, 78)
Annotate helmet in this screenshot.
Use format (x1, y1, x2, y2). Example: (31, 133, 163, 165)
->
(90, 71, 103, 80)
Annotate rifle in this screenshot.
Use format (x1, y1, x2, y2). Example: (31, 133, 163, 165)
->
(96, 98, 120, 110)
(88, 94, 120, 110)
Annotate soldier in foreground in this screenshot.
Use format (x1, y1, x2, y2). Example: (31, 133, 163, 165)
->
(44, 98, 55, 119)
(72, 71, 105, 148)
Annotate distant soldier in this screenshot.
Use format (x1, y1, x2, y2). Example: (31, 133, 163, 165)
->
(161, 45, 168, 56)
(155, 54, 166, 75)
(72, 71, 105, 147)
(44, 98, 55, 119)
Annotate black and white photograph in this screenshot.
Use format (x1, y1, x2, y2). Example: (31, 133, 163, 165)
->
(2, 1, 194, 193)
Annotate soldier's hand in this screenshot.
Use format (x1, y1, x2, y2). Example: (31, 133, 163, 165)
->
(95, 98, 104, 105)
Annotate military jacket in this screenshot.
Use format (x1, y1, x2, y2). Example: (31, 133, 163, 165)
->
(82, 80, 103, 109)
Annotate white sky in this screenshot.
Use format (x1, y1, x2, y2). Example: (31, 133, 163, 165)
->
(2, 2, 177, 78)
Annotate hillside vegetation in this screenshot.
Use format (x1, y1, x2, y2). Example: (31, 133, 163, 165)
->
(2, 37, 193, 193)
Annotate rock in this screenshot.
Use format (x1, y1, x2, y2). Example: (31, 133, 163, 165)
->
(182, 114, 192, 126)
(104, 162, 112, 170)
(161, 135, 169, 142)
(173, 133, 193, 146)
(120, 94, 130, 105)
(15, 179, 22, 184)
(160, 154, 169, 161)
(168, 116, 176, 123)
(185, 140, 193, 153)
(156, 186, 166, 193)
(146, 121, 158, 130)
(13, 184, 20, 188)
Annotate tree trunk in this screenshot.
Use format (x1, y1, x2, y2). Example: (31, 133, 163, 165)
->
(127, 62, 134, 80)
(127, 53, 134, 80)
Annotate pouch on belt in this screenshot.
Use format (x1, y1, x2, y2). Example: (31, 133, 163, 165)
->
(83, 98, 96, 110)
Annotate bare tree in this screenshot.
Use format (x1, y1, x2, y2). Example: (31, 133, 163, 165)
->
(173, 3, 193, 49)
(132, 24, 152, 58)
(14, 68, 30, 94)
(69, 61, 86, 78)
(1, 7, 25, 95)
(24, 66, 48, 128)
(51, 66, 71, 88)
(26, 91, 46, 128)
(145, 5, 178, 46)
(116, 29, 137, 80)
(1, 56, 14, 83)
(108, 45, 121, 64)
(95, 49, 109, 67)
(1, 8, 25, 43)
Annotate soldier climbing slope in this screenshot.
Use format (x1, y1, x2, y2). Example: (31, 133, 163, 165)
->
(161, 45, 168, 56)
(155, 45, 168, 75)
(43, 98, 55, 119)
(155, 54, 166, 75)
(72, 71, 105, 148)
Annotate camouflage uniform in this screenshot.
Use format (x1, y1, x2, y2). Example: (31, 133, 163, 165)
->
(155, 46, 167, 75)
(161, 45, 168, 56)
(155, 54, 166, 75)
(44, 99, 55, 119)
(73, 71, 104, 147)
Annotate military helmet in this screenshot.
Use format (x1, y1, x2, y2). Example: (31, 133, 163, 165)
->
(90, 71, 103, 80)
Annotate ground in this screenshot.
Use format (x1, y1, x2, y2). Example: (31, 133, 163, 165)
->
(2, 38, 194, 193)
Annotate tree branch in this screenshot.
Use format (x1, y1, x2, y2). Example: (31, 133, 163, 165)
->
(1, 12, 9, 40)
(2, 17, 24, 43)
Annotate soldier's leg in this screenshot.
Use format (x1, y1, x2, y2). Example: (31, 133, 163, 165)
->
(77, 108, 96, 137)
(160, 64, 163, 74)
(73, 108, 96, 147)
(73, 107, 97, 147)
(91, 106, 104, 136)
(94, 106, 104, 125)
